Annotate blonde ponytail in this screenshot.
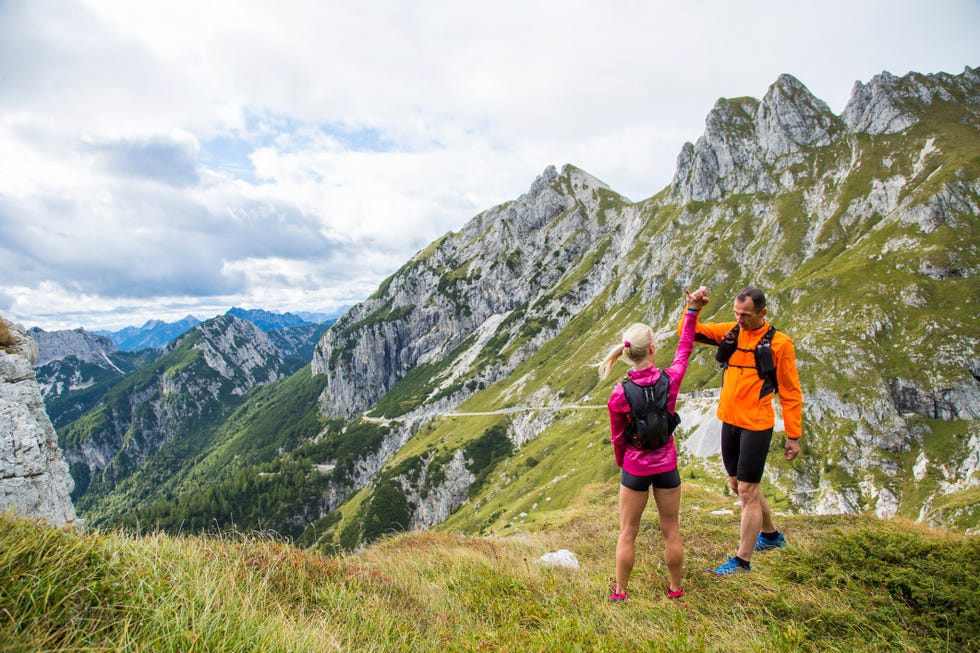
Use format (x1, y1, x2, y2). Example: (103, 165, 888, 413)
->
(598, 343, 626, 379)
(598, 323, 656, 379)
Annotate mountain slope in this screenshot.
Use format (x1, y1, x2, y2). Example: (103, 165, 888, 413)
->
(266, 321, 334, 368)
(35, 315, 331, 429)
(310, 164, 620, 419)
(64, 66, 979, 546)
(59, 315, 295, 522)
(306, 67, 979, 548)
(35, 350, 160, 428)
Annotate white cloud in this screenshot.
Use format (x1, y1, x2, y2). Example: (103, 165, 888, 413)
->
(1, 0, 977, 330)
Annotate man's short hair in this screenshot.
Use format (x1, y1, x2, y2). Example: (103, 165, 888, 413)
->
(736, 287, 767, 310)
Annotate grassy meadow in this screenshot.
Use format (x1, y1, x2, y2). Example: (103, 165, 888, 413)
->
(2, 481, 978, 652)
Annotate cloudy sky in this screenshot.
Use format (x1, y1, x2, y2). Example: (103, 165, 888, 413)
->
(2, 1, 977, 331)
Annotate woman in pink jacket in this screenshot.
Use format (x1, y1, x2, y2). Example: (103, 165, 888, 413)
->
(599, 286, 709, 602)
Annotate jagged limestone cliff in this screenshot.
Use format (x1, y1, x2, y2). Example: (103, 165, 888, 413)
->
(0, 317, 78, 526)
(311, 164, 617, 419)
(28, 327, 117, 368)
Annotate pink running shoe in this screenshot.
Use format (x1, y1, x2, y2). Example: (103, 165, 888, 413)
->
(666, 585, 685, 600)
(608, 582, 628, 602)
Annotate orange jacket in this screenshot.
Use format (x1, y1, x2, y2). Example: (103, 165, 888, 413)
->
(680, 313, 803, 438)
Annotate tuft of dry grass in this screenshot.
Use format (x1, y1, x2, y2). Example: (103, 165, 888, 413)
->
(0, 318, 16, 354)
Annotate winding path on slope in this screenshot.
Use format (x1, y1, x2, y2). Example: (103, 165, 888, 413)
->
(362, 404, 608, 423)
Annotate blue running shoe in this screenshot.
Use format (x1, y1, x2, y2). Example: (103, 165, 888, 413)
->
(754, 533, 787, 552)
(710, 556, 750, 575)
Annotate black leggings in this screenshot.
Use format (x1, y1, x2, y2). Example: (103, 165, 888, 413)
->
(621, 468, 681, 492)
(720, 423, 774, 484)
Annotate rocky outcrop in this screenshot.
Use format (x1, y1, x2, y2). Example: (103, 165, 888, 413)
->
(842, 66, 980, 134)
(887, 377, 980, 421)
(311, 164, 617, 419)
(406, 449, 475, 530)
(0, 317, 79, 526)
(670, 74, 842, 202)
(29, 327, 116, 367)
(670, 67, 980, 203)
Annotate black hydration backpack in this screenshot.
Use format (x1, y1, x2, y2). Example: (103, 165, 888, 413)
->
(621, 370, 681, 450)
(712, 325, 779, 397)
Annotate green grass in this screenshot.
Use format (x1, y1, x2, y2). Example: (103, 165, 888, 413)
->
(4, 481, 977, 652)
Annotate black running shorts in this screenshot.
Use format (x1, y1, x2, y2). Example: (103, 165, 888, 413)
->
(720, 423, 774, 484)
(621, 468, 681, 492)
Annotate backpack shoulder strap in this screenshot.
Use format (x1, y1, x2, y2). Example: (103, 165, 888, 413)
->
(653, 369, 671, 404)
(756, 326, 778, 396)
(621, 376, 640, 415)
(715, 325, 740, 365)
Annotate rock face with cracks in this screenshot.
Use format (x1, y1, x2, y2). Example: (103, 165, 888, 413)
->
(0, 317, 79, 527)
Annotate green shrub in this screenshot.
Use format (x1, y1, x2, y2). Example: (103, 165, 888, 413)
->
(0, 319, 15, 353)
(782, 523, 980, 651)
(464, 424, 514, 498)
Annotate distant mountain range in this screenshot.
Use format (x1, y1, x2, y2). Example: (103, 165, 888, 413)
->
(94, 315, 203, 351)
(30, 308, 339, 429)
(91, 307, 347, 351)
(226, 307, 329, 332)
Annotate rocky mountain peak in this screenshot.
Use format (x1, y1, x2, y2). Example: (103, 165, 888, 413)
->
(669, 74, 842, 203)
(525, 164, 560, 200)
(311, 164, 618, 419)
(28, 326, 116, 367)
(670, 93, 776, 202)
(757, 73, 842, 158)
(841, 70, 920, 135)
(841, 65, 980, 134)
(169, 315, 287, 394)
(671, 67, 978, 203)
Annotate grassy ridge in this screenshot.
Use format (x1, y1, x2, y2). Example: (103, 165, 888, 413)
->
(3, 482, 977, 652)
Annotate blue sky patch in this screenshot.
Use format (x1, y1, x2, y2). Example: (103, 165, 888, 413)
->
(200, 112, 395, 183)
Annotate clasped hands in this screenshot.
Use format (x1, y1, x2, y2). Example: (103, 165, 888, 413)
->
(685, 285, 710, 311)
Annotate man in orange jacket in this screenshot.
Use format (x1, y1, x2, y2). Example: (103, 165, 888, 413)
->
(682, 286, 803, 575)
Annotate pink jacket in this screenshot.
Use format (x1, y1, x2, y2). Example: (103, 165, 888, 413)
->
(607, 310, 697, 476)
